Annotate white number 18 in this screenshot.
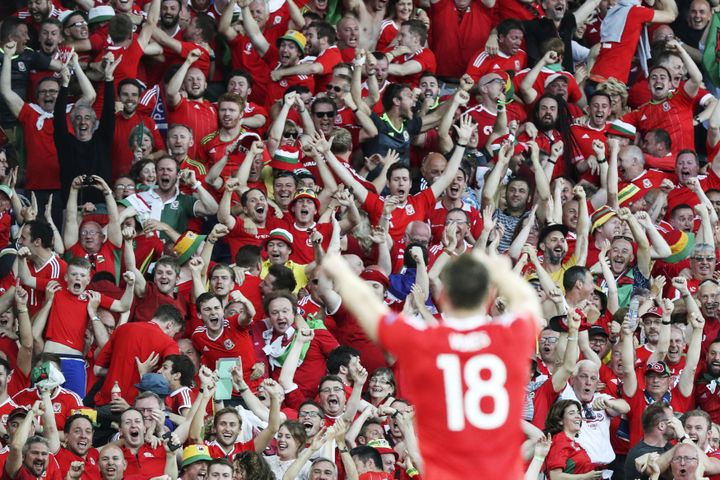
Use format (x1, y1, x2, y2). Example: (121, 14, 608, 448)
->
(436, 353, 509, 431)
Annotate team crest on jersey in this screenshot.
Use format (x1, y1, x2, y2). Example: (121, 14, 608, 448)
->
(514, 60, 520, 70)
(52, 402, 61, 413)
(17, 62, 26, 72)
(642, 178, 652, 188)
(171, 201, 179, 210)
(405, 204, 415, 215)
(280, 80, 288, 87)
(244, 43, 252, 53)
(306, 238, 313, 247)
(662, 101, 670, 112)
(273, 16, 282, 25)
(298, 307, 305, 316)
(224, 339, 235, 350)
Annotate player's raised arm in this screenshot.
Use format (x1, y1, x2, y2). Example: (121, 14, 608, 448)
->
(321, 253, 390, 342)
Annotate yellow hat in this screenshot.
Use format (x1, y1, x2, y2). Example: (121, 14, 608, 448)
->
(277, 30, 307, 54)
(182, 445, 212, 468)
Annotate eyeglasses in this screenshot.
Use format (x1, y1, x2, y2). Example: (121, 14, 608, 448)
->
(283, 131, 299, 139)
(692, 256, 716, 262)
(115, 184, 135, 191)
(369, 378, 391, 385)
(445, 219, 468, 225)
(319, 387, 344, 394)
(37, 89, 59, 96)
(326, 84, 343, 93)
(313, 111, 334, 118)
(69, 21, 87, 28)
(672, 456, 699, 464)
(539, 337, 558, 344)
(298, 411, 321, 418)
(80, 230, 101, 237)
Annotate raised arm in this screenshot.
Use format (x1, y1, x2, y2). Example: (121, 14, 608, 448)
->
(651, 0, 679, 24)
(618, 208, 651, 278)
(620, 317, 638, 397)
(572, 186, 590, 266)
(0, 42, 24, 117)
(668, 40, 701, 98)
(315, 133, 369, 203)
(166, 50, 202, 107)
(218, 0, 239, 41)
(63, 176, 83, 249)
(218, 180, 239, 230)
(431, 114, 473, 198)
(240, 0, 270, 56)
(252, 379, 282, 452)
(519, 51, 558, 104)
(679, 312, 704, 396)
(481, 142, 512, 208)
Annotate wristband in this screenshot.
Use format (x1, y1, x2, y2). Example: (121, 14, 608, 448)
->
(192, 181, 202, 191)
(338, 447, 349, 453)
(456, 143, 467, 148)
(406, 468, 419, 477)
(351, 107, 358, 113)
(597, 158, 607, 164)
(662, 320, 671, 325)
(680, 435, 688, 443)
(547, 159, 556, 165)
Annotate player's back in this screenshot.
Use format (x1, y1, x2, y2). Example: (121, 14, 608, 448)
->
(378, 311, 537, 479)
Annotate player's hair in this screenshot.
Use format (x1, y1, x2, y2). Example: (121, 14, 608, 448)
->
(240, 188, 266, 208)
(280, 420, 307, 448)
(286, 84, 311, 97)
(446, 208, 470, 224)
(419, 71, 437, 84)
(401, 19, 428, 45)
(64, 413, 94, 434)
(129, 159, 155, 184)
(208, 458, 234, 474)
(350, 446, 383, 470)
(326, 346, 360, 375)
(156, 155, 180, 171)
(670, 203, 694, 218)
(676, 148, 698, 166)
(497, 18, 524, 37)
(235, 245, 262, 268)
(25, 220, 54, 249)
(641, 402, 669, 433)
(682, 409, 712, 431)
(263, 291, 298, 317)
(0, 18, 25, 44)
(309, 21, 336, 44)
(650, 129, 673, 152)
(36, 75, 61, 92)
(572, 359, 599, 377)
(228, 69, 253, 88)
(135, 390, 164, 408)
(192, 13, 216, 42)
(382, 82, 410, 112)
(196, 292, 222, 313)
(330, 128, 353, 155)
(167, 123, 194, 137)
(541, 37, 564, 56)
(153, 304, 184, 329)
(359, 418, 384, 440)
(210, 263, 236, 285)
(117, 78, 144, 95)
(266, 264, 297, 292)
(67, 257, 92, 271)
(217, 92, 246, 113)
(439, 253, 490, 310)
(40, 18, 63, 33)
(545, 399, 581, 435)
(386, 163, 410, 181)
(155, 255, 181, 275)
(164, 354, 196, 387)
(108, 14, 133, 43)
(232, 452, 274, 480)
(588, 91, 612, 107)
(161, 0, 183, 7)
(0, 357, 10, 376)
(563, 266, 589, 293)
(213, 407, 241, 427)
(371, 51, 387, 63)
(22, 436, 49, 456)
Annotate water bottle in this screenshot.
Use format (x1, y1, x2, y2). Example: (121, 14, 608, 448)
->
(628, 296, 640, 331)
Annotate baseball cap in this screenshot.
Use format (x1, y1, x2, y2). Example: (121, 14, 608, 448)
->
(87, 6, 114, 25)
(367, 439, 399, 459)
(544, 73, 570, 88)
(277, 30, 307, 54)
(641, 306, 663, 318)
(537, 223, 569, 248)
(360, 267, 390, 291)
(181, 445, 212, 469)
(7, 407, 28, 424)
(135, 373, 171, 397)
(588, 325, 609, 338)
(645, 361, 671, 377)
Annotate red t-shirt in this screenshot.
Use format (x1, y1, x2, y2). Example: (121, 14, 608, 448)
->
(54, 448, 100, 480)
(263, 46, 316, 112)
(121, 444, 166, 479)
(165, 386, 196, 416)
(42, 288, 114, 351)
(205, 439, 255, 460)
(313, 46, 343, 92)
(191, 320, 255, 383)
(363, 189, 436, 242)
(283, 221, 332, 265)
(571, 123, 607, 184)
(24, 256, 67, 317)
(545, 431, 595, 475)
(167, 97, 218, 158)
(427, 200, 483, 243)
(590, 6, 655, 84)
(12, 387, 83, 431)
(95, 322, 180, 405)
(112, 111, 165, 181)
(466, 49, 528, 82)
(132, 282, 190, 324)
(376, 20, 399, 53)
(389, 47, 437, 88)
(377, 311, 537, 480)
(66, 242, 121, 280)
(227, 34, 271, 104)
(17, 104, 61, 190)
(329, 304, 388, 376)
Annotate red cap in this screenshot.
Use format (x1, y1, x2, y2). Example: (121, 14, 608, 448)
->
(642, 306, 663, 318)
(360, 267, 389, 291)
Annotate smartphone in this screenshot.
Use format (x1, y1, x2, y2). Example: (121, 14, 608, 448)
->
(215, 358, 239, 401)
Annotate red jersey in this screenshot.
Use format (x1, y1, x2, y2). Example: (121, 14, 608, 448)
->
(590, 6, 656, 84)
(165, 386, 196, 416)
(167, 97, 218, 158)
(329, 304, 388, 375)
(263, 46, 316, 111)
(377, 311, 537, 480)
(623, 88, 697, 155)
(363, 189, 436, 242)
(205, 439, 254, 460)
(132, 282, 189, 324)
(121, 444, 166, 478)
(427, 200, 483, 242)
(312, 46, 343, 92)
(0, 397, 18, 430)
(17, 104, 61, 190)
(545, 431, 595, 475)
(65, 242, 121, 282)
(619, 168, 670, 198)
(514, 67, 582, 104)
(466, 49, 528, 82)
(95, 321, 180, 405)
(227, 34, 271, 104)
(571, 123, 607, 184)
(12, 387, 82, 431)
(54, 448, 100, 480)
(112, 111, 165, 181)
(24, 256, 67, 316)
(389, 47, 436, 88)
(191, 320, 255, 383)
(283, 221, 332, 265)
(376, 20, 399, 53)
(667, 169, 720, 215)
(43, 288, 114, 351)
(493, 0, 544, 21)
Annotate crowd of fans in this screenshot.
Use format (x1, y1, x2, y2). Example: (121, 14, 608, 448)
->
(8, 0, 720, 478)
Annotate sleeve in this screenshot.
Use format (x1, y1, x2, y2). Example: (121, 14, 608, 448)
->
(263, 44, 280, 66)
(98, 81, 116, 140)
(149, 121, 165, 150)
(466, 51, 487, 82)
(417, 186, 437, 212)
(545, 438, 573, 472)
(621, 109, 640, 127)
(53, 86, 70, 146)
(315, 48, 340, 74)
(377, 312, 426, 356)
(634, 5, 656, 23)
(161, 338, 180, 358)
(95, 330, 115, 367)
(361, 191, 384, 225)
(98, 294, 115, 310)
(31, 51, 52, 71)
(315, 329, 339, 356)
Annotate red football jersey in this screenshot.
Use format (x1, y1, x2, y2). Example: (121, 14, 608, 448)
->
(377, 311, 537, 480)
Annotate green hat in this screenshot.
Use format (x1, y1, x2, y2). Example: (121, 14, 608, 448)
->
(181, 445, 212, 469)
(173, 231, 206, 265)
(277, 30, 307, 54)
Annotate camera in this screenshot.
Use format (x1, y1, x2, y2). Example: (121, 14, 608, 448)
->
(81, 175, 95, 187)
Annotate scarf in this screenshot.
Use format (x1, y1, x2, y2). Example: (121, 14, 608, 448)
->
(703, 13, 720, 88)
(601, 0, 651, 76)
(262, 315, 326, 369)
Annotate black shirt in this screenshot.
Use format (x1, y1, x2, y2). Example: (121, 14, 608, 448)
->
(523, 14, 577, 73)
(0, 47, 51, 126)
(624, 440, 672, 480)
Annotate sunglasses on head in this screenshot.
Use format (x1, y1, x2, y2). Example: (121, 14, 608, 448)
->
(313, 111, 334, 118)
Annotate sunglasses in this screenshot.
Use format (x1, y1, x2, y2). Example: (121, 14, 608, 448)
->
(313, 111, 334, 118)
(283, 131, 299, 139)
(326, 84, 343, 93)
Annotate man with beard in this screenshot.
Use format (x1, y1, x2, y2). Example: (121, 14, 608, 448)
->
(271, 21, 342, 93)
(190, 293, 255, 385)
(4, 398, 62, 480)
(621, 309, 704, 447)
(112, 79, 165, 180)
(223, 70, 268, 133)
(336, 16, 360, 62)
(605, 208, 652, 307)
(151, 13, 214, 81)
(179, 445, 212, 480)
(157, 0, 183, 38)
(166, 50, 217, 158)
(54, 413, 99, 480)
(27, 19, 67, 96)
(466, 19, 526, 83)
(624, 403, 678, 480)
(322, 103, 471, 242)
(120, 156, 218, 235)
(623, 41, 701, 156)
(1, 42, 93, 224)
(696, 338, 720, 423)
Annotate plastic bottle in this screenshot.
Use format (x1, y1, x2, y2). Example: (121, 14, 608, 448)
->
(111, 381, 121, 400)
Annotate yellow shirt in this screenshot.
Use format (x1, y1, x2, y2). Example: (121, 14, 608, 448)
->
(260, 259, 308, 293)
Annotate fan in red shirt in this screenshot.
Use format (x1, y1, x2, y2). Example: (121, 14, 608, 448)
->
(259, 31, 317, 112)
(466, 19, 527, 82)
(54, 414, 100, 480)
(2, 402, 62, 480)
(622, 42, 702, 156)
(270, 21, 342, 94)
(321, 245, 542, 480)
(387, 21, 436, 89)
(543, 400, 597, 478)
(571, 92, 612, 184)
